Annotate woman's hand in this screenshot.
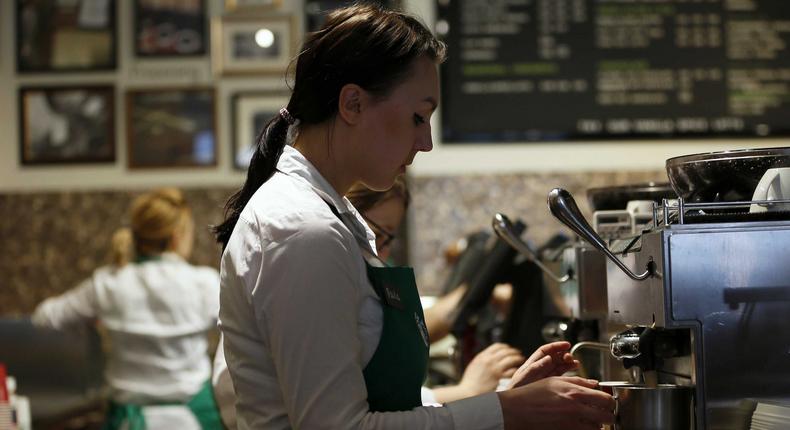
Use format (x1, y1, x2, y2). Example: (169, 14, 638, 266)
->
(507, 341, 579, 389)
(498, 376, 615, 430)
(458, 342, 524, 396)
(432, 342, 524, 403)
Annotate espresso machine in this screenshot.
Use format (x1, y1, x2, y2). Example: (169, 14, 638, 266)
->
(492, 183, 678, 381)
(548, 184, 790, 429)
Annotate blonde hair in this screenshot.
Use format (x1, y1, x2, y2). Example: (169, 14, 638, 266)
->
(111, 188, 192, 266)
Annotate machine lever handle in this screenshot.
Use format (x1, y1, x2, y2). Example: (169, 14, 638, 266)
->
(547, 188, 652, 281)
(492, 213, 572, 283)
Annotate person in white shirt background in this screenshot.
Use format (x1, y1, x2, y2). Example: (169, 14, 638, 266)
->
(32, 188, 223, 430)
(212, 3, 614, 429)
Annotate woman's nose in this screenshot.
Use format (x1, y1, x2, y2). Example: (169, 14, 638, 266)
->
(414, 129, 433, 152)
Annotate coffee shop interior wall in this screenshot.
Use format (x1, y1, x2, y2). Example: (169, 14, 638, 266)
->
(0, 1, 775, 314)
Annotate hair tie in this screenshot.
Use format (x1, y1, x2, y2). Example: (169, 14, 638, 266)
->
(279, 108, 295, 125)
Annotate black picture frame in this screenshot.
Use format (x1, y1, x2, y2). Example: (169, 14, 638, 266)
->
(126, 88, 217, 169)
(134, 0, 207, 57)
(18, 86, 116, 165)
(16, 0, 117, 73)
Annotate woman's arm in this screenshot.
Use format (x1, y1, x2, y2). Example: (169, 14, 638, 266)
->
(31, 277, 98, 330)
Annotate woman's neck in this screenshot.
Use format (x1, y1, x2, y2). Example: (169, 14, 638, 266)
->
(293, 121, 357, 196)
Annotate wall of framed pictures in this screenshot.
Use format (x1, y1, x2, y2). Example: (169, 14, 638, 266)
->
(0, 0, 773, 193)
(0, 0, 306, 192)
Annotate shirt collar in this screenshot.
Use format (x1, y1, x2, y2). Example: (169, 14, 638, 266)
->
(277, 145, 378, 254)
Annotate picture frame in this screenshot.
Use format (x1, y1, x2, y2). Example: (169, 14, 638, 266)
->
(231, 92, 289, 170)
(16, 0, 117, 73)
(126, 88, 217, 169)
(212, 15, 296, 75)
(134, 0, 207, 57)
(224, 0, 282, 12)
(304, 0, 398, 32)
(18, 86, 115, 165)
(18, 86, 116, 165)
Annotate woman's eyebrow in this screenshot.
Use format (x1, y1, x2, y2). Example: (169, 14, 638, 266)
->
(423, 96, 437, 111)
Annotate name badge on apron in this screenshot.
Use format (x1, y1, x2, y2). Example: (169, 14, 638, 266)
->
(381, 282, 404, 310)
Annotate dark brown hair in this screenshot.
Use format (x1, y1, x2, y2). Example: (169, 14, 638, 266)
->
(213, 3, 445, 248)
(346, 176, 410, 213)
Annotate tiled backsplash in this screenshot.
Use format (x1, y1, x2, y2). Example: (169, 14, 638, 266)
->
(0, 169, 666, 314)
(0, 188, 233, 315)
(409, 170, 666, 294)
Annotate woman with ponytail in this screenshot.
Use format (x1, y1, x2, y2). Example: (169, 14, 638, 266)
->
(33, 188, 223, 429)
(215, 4, 614, 429)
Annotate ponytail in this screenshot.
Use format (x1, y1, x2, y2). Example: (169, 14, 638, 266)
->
(111, 227, 134, 267)
(213, 3, 447, 249)
(213, 114, 291, 248)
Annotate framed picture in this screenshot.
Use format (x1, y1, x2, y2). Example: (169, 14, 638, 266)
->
(16, 0, 117, 72)
(305, 0, 398, 32)
(126, 88, 216, 168)
(134, 0, 207, 57)
(212, 15, 296, 75)
(231, 92, 289, 170)
(224, 0, 282, 12)
(18, 86, 115, 165)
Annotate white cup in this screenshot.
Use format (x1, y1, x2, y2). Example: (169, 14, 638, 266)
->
(750, 167, 790, 213)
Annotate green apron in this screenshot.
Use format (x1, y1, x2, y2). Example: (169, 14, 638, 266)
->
(362, 263, 431, 412)
(102, 380, 223, 430)
(320, 196, 431, 411)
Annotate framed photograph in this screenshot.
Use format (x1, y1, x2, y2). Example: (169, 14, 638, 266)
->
(212, 15, 296, 75)
(305, 0, 398, 32)
(16, 0, 117, 72)
(231, 92, 289, 170)
(134, 0, 207, 57)
(224, 0, 282, 12)
(19, 86, 115, 165)
(126, 88, 216, 168)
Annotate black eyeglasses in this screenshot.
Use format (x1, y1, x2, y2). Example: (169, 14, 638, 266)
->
(362, 215, 396, 250)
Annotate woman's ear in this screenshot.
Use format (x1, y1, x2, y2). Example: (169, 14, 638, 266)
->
(338, 83, 366, 125)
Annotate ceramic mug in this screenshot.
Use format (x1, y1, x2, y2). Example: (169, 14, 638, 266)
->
(750, 167, 790, 213)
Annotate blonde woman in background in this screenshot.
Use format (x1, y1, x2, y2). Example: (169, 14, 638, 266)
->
(32, 188, 223, 430)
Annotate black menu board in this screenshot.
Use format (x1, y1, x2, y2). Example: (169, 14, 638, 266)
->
(437, 0, 790, 143)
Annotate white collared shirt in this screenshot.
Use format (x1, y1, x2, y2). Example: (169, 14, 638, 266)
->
(219, 145, 503, 429)
(32, 253, 219, 403)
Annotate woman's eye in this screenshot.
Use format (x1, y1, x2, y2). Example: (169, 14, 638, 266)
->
(413, 113, 426, 126)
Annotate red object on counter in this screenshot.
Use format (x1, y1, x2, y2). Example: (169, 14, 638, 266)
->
(0, 363, 8, 401)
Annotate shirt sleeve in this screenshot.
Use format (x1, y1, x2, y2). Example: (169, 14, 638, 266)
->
(211, 335, 237, 430)
(239, 217, 504, 429)
(31, 277, 98, 330)
(199, 266, 221, 323)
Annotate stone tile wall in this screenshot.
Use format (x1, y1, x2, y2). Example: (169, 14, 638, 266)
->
(0, 169, 667, 313)
(409, 170, 666, 294)
(0, 188, 233, 315)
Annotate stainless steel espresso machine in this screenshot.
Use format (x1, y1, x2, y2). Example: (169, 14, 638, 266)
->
(493, 183, 677, 381)
(547, 147, 790, 429)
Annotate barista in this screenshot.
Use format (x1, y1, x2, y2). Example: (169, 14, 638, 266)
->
(211, 177, 527, 427)
(213, 4, 614, 429)
(32, 188, 222, 429)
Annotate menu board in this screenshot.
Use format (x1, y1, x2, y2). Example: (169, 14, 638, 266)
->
(436, 0, 790, 142)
